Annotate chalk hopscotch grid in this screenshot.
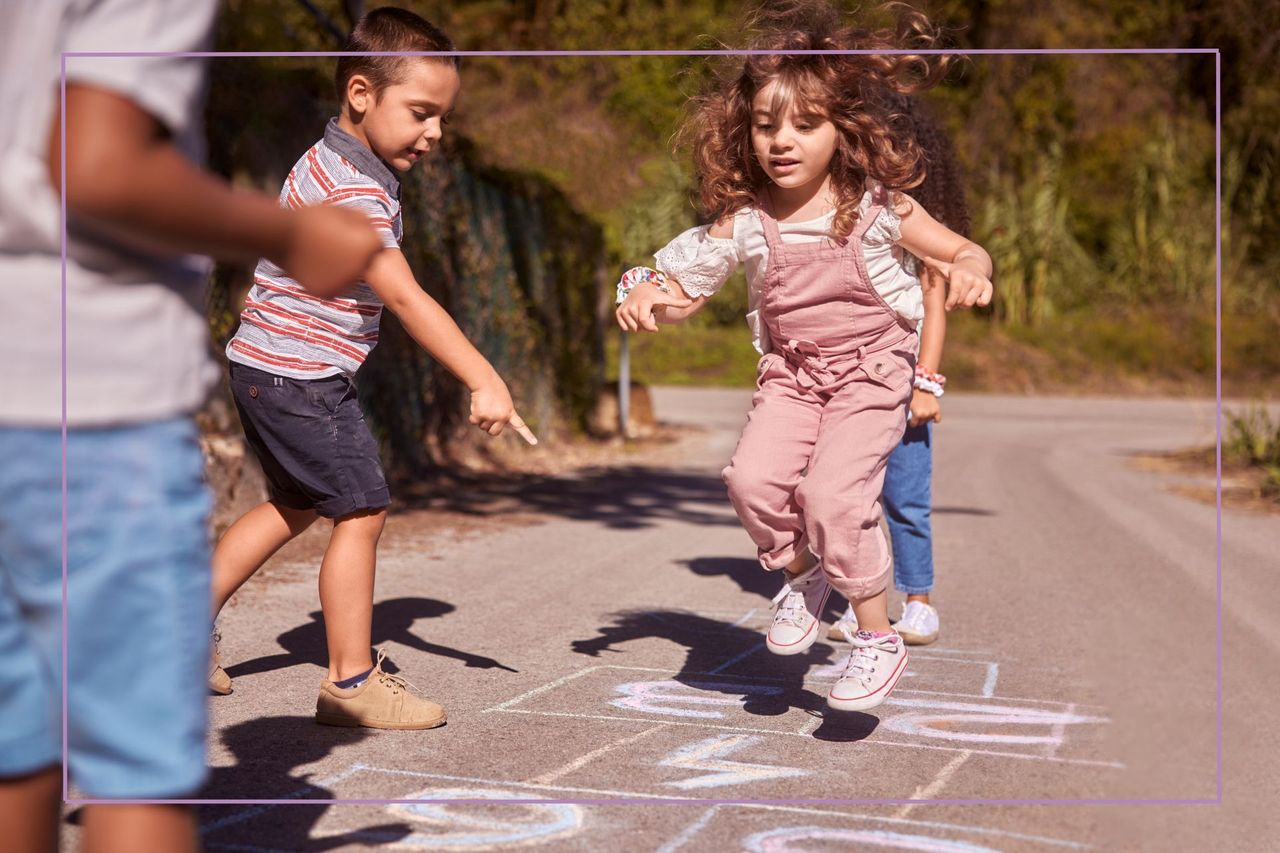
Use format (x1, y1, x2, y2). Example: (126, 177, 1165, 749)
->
(200, 763, 1094, 851)
(480, 663, 1122, 770)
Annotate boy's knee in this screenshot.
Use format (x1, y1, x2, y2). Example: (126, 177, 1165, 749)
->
(335, 506, 387, 535)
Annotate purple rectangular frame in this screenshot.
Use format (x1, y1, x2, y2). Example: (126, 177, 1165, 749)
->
(60, 46, 1222, 809)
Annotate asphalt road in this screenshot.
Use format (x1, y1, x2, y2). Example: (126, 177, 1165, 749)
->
(65, 388, 1279, 851)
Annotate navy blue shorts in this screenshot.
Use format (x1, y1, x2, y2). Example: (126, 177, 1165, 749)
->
(229, 362, 390, 518)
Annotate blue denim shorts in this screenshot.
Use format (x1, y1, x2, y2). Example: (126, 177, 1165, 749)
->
(229, 362, 390, 519)
(0, 420, 210, 797)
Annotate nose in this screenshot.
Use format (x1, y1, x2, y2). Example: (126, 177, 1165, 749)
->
(424, 119, 443, 143)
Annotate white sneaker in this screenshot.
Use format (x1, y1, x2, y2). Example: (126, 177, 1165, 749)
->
(826, 604, 858, 641)
(895, 600, 940, 646)
(765, 563, 831, 655)
(827, 628, 909, 712)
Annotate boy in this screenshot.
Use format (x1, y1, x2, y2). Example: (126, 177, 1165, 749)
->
(0, 1, 382, 851)
(209, 7, 536, 729)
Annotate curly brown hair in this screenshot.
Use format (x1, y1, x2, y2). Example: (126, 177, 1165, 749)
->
(892, 92, 970, 238)
(682, 0, 952, 238)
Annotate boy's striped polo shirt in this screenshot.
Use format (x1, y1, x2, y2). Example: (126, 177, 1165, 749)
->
(227, 118, 401, 379)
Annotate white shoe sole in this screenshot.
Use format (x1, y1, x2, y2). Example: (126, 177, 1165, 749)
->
(826, 647, 909, 712)
(766, 587, 831, 656)
(897, 627, 938, 646)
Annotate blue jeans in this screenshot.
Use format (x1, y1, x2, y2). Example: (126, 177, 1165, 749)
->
(883, 421, 933, 594)
(0, 420, 211, 797)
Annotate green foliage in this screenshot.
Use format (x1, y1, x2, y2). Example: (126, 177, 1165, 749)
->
(205, 0, 1280, 401)
(606, 325, 761, 388)
(1106, 119, 1216, 306)
(1225, 406, 1280, 497)
(973, 144, 1101, 327)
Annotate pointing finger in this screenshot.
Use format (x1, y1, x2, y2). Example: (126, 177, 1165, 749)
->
(509, 412, 539, 446)
(921, 256, 951, 278)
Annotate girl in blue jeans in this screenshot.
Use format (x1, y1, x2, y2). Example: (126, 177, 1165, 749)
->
(829, 94, 969, 646)
(830, 367, 945, 644)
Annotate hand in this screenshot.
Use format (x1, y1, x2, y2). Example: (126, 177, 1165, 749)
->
(469, 378, 538, 445)
(908, 388, 941, 428)
(615, 283, 694, 332)
(274, 206, 385, 298)
(922, 256, 994, 312)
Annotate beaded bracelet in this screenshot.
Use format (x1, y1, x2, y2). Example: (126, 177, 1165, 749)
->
(616, 266, 672, 305)
(913, 364, 947, 397)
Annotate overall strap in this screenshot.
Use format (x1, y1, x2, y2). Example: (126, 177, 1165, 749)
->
(850, 181, 889, 245)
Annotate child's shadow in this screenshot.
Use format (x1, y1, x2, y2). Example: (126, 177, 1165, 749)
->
(228, 596, 518, 679)
(682, 556, 850, 622)
(199, 715, 411, 849)
(571, 609, 835, 718)
(573, 609, 880, 741)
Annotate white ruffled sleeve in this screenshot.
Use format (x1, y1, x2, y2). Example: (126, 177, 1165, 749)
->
(653, 225, 740, 299)
(859, 179, 903, 245)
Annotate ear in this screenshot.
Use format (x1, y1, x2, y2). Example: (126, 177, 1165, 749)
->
(345, 74, 374, 115)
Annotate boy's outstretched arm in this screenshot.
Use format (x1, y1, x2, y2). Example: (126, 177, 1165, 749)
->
(49, 84, 383, 297)
(364, 248, 538, 445)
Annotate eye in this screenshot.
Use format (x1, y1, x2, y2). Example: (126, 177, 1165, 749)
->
(442, 114, 452, 126)
(412, 111, 428, 122)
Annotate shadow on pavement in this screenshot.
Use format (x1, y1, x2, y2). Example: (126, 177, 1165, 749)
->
(198, 715, 411, 849)
(680, 555, 850, 622)
(395, 466, 739, 531)
(227, 596, 519, 679)
(571, 609, 832, 717)
(933, 505, 996, 516)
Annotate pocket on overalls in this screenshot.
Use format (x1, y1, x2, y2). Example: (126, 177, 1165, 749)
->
(856, 352, 912, 394)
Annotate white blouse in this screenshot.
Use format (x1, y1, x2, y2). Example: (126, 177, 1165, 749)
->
(653, 182, 922, 355)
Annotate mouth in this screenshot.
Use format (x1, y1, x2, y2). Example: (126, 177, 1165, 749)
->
(405, 147, 429, 162)
(769, 158, 800, 173)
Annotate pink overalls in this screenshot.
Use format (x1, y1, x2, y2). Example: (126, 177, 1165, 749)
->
(722, 189, 918, 601)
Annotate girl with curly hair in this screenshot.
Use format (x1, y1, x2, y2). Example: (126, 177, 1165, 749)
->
(616, 1, 992, 711)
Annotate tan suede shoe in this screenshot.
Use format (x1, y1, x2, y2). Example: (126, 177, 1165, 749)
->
(315, 649, 447, 730)
(209, 631, 232, 696)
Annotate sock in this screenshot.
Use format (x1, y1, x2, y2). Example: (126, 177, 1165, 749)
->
(334, 666, 374, 689)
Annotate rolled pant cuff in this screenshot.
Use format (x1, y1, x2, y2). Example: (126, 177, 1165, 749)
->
(825, 560, 891, 602)
(757, 537, 810, 572)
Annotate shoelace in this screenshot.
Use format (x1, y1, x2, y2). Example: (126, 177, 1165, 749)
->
(370, 648, 419, 696)
(770, 585, 808, 628)
(836, 626, 900, 685)
(770, 566, 822, 628)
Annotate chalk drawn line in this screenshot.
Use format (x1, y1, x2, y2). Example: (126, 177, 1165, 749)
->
(489, 708, 1125, 769)
(201, 765, 1091, 852)
(487, 664, 1106, 710)
(657, 802, 1090, 852)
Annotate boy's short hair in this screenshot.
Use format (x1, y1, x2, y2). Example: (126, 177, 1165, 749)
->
(334, 7, 457, 103)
